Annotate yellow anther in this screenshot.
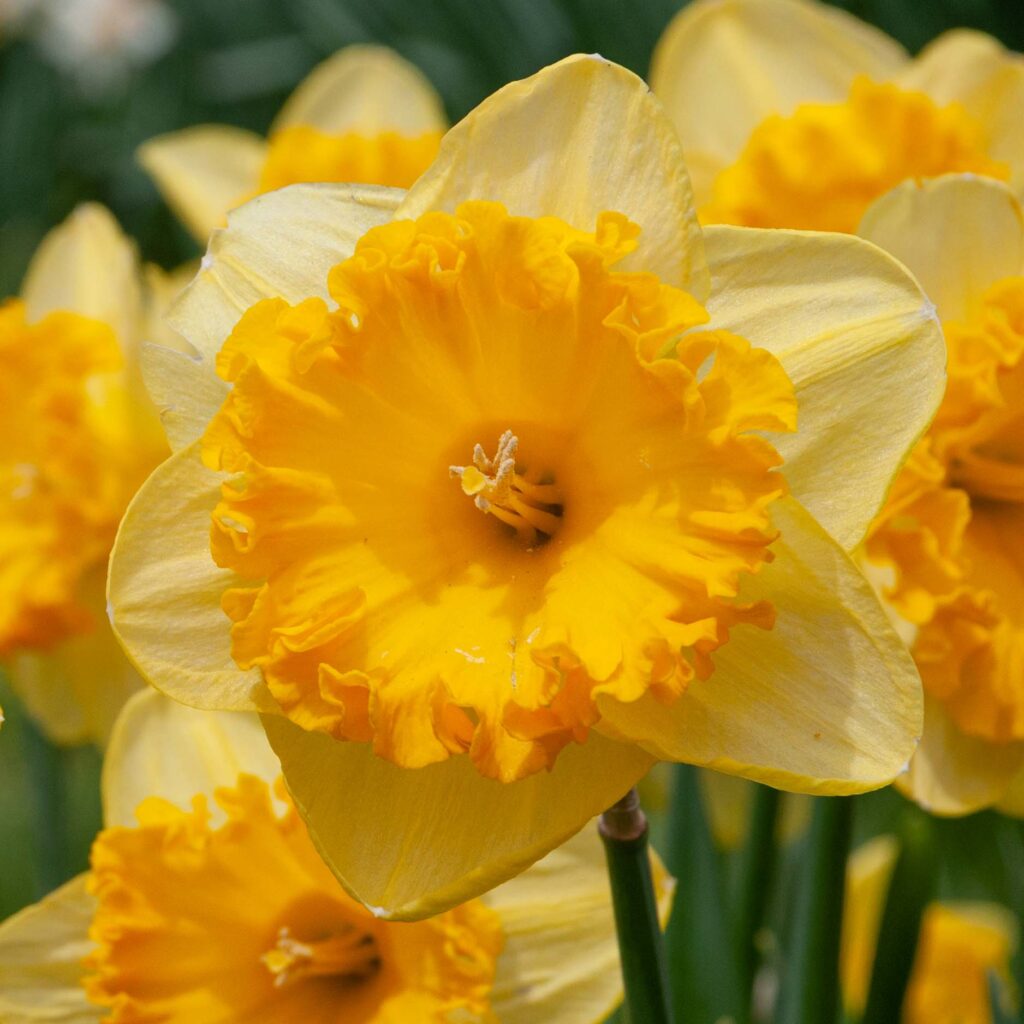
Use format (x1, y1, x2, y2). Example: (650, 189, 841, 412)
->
(450, 430, 563, 547)
(261, 924, 380, 989)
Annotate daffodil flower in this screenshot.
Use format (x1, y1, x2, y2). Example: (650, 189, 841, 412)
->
(855, 174, 1024, 816)
(651, 0, 1024, 232)
(0, 205, 175, 744)
(841, 835, 1016, 1023)
(109, 55, 942, 918)
(139, 45, 447, 244)
(0, 690, 671, 1024)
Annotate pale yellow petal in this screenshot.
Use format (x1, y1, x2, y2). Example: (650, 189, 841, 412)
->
(903, 28, 1013, 102)
(485, 827, 673, 1024)
(841, 834, 899, 1016)
(901, 29, 1024, 191)
(140, 343, 228, 453)
(6, 568, 141, 747)
(272, 45, 446, 136)
(702, 224, 944, 550)
(597, 498, 923, 795)
(8, 629, 141, 749)
(896, 696, 1024, 816)
(650, 0, 906, 192)
(859, 174, 1024, 322)
(168, 182, 403, 363)
(107, 440, 274, 714)
(142, 261, 198, 354)
(399, 54, 708, 298)
(137, 126, 267, 243)
(0, 874, 99, 1024)
(21, 203, 141, 345)
(102, 689, 279, 827)
(263, 713, 655, 920)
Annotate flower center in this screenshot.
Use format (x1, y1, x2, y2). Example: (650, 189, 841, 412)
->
(449, 430, 563, 547)
(948, 446, 1024, 504)
(203, 202, 795, 782)
(261, 923, 381, 989)
(704, 77, 1009, 233)
(84, 775, 504, 1019)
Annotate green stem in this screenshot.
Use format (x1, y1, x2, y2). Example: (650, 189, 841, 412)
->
(776, 796, 853, 1024)
(861, 808, 937, 1024)
(999, 819, 1024, 1000)
(600, 787, 675, 1024)
(664, 766, 743, 1023)
(21, 711, 67, 896)
(733, 783, 781, 1011)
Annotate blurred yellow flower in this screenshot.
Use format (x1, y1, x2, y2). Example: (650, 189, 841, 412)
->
(109, 55, 941, 918)
(859, 174, 1024, 815)
(651, 0, 1024, 232)
(139, 45, 446, 243)
(842, 835, 1016, 1023)
(87, 778, 505, 1021)
(0, 205, 173, 744)
(699, 770, 810, 851)
(0, 691, 671, 1024)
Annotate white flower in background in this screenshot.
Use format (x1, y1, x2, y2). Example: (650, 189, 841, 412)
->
(10, 0, 177, 91)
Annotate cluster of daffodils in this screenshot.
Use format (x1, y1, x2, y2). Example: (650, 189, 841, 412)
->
(653, 0, 1024, 819)
(2, 0, 1024, 1019)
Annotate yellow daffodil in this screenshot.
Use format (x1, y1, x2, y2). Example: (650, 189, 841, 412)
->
(842, 835, 1017, 1023)
(0, 690, 671, 1024)
(0, 204, 177, 745)
(109, 54, 942, 918)
(856, 174, 1024, 815)
(139, 45, 446, 244)
(651, 0, 1024, 232)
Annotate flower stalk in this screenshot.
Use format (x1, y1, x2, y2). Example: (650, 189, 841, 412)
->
(777, 796, 853, 1024)
(21, 710, 67, 896)
(664, 765, 742, 1022)
(861, 807, 937, 1024)
(600, 788, 674, 1024)
(733, 783, 781, 1014)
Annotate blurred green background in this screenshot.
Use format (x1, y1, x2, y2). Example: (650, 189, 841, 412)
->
(2, 0, 1024, 297)
(2, 0, 1024, 1018)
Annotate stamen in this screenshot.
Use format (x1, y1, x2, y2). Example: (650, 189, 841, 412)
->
(261, 924, 380, 989)
(450, 430, 563, 546)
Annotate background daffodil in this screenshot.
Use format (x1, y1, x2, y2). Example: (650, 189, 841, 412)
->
(108, 54, 942, 919)
(0, 204, 177, 745)
(0, 690, 671, 1024)
(650, 0, 1024, 232)
(857, 173, 1024, 816)
(841, 834, 1017, 1023)
(138, 44, 447, 245)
